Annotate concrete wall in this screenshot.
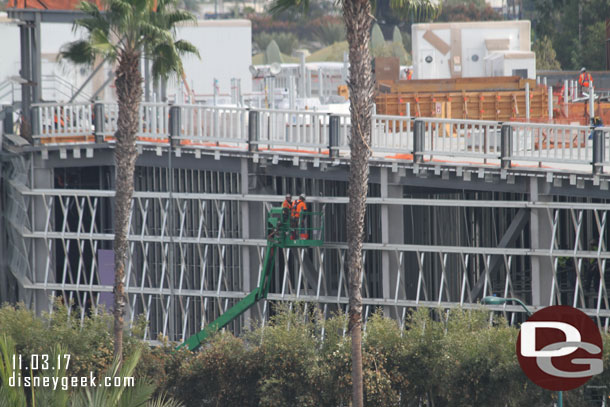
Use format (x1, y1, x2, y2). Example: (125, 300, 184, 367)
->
(0, 14, 252, 103)
(168, 19, 252, 100)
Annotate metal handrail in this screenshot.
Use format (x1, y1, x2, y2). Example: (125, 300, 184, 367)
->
(27, 102, 610, 173)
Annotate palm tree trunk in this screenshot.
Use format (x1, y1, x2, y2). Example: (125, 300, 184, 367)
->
(113, 50, 143, 362)
(343, 0, 374, 406)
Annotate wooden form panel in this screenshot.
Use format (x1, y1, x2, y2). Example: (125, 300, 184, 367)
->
(375, 88, 548, 121)
(377, 76, 536, 94)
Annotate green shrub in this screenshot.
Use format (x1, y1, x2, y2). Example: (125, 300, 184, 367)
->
(2, 301, 610, 406)
(313, 22, 346, 46)
(253, 32, 298, 55)
(173, 332, 259, 407)
(265, 40, 283, 64)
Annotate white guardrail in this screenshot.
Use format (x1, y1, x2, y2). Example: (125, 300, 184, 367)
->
(31, 102, 610, 172)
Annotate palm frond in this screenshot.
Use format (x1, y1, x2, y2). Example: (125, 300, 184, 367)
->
(0, 335, 27, 407)
(150, 42, 182, 80)
(32, 344, 70, 407)
(91, 27, 116, 54)
(117, 379, 155, 407)
(165, 10, 197, 27)
(108, 0, 133, 30)
(146, 393, 184, 407)
(75, 16, 110, 35)
(174, 39, 200, 59)
(77, 0, 103, 16)
(132, 0, 152, 16)
(59, 40, 98, 65)
(140, 21, 173, 44)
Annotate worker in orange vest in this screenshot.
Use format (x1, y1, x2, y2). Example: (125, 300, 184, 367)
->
(281, 193, 292, 222)
(291, 194, 308, 240)
(53, 108, 65, 130)
(405, 68, 413, 80)
(578, 67, 593, 94)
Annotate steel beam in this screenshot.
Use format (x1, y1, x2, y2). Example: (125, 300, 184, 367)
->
(470, 207, 530, 300)
(530, 178, 554, 306)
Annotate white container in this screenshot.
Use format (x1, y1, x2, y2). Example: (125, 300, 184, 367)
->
(412, 20, 534, 80)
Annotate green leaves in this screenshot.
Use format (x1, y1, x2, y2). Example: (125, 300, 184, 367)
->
(60, 40, 97, 66)
(389, 0, 441, 21)
(62, 0, 198, 81)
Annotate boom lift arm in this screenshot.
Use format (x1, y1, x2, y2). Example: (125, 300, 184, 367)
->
(177, 208, 323, 351)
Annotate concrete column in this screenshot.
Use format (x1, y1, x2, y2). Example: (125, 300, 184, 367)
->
(380, 168, 404, 317)
(32, 153, 53, 312)
(144, 55, 150, 102)
(20, 24, 31, 125)
(32, 15, 42, 104)
(530, 178, 554, 306)
(342, 51, 348, 83)
(298, 51, 306, 99)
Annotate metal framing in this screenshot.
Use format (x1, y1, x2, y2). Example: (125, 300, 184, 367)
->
(2, 102, 610, 340)
(2, 145, 610, 341)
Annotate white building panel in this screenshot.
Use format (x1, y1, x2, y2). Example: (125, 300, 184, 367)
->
(412, 21, 533, 80)
(0, 14, 252, 103)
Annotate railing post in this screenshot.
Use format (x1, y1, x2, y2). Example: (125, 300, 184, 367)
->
(413, 119, 425, 164)
(93, 102, 104, 143)
(500, 123, 513, 169)
(525, 82, 530, 122)
(548, 86, 553, 122)
(31, 106, 40, 143)
(169, 105, 181, 147)
(589, 86, 595, 122)
(592, 129, 605, 174)
(248, 109, 259, 152)
(329, 114, 339, 158)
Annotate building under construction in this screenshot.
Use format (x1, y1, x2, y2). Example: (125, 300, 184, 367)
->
(1, 9, 610, 342)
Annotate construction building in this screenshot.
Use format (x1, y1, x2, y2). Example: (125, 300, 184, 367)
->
(1, 4, 610, 343)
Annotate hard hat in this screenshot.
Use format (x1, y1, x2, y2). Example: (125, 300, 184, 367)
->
(299, 193, 306, 200)
(581, 67, 586, 72)
(286, 193, 292, 199)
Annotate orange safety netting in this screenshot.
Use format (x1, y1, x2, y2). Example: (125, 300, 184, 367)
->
(8, 0, 103, 9)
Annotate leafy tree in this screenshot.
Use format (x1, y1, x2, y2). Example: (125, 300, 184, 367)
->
(436, 2, 501, 22)
(313, 22, 347, 46)
(533, 35, 561, 70)
(392, 25, 402, 45)
(371, 23, 386, 50)
(574, 21, 607, 71)
(265, 40, 284, 64)
(402, 31, 412, 53)
(174, 333, 259, 407)
(60, 0, 199, 363)
(253, 32, 299, 54)
(525, 0, 610, 70)
(391, 26, 410, 64)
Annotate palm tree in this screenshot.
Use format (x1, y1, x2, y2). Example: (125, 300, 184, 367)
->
(61, 0, 198, 362)
(270, 1, 438, 405)
(0, 336, 182, 407)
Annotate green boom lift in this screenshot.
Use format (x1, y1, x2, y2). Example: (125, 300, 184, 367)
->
(177, 207, 324, 351)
